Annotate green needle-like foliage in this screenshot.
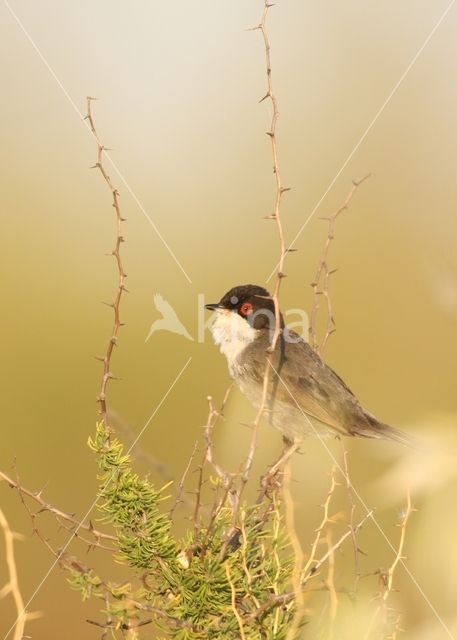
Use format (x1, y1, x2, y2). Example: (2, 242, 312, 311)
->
(77, 422, 299, 638)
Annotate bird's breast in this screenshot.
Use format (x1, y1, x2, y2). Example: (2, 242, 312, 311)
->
(210, 310, 259, 376)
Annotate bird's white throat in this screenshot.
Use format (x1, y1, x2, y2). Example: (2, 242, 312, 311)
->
(210, 309, 258, 373)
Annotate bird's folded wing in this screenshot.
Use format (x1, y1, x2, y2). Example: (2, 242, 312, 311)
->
(270, 336, 356, 436)
(272, 370, 349, 436)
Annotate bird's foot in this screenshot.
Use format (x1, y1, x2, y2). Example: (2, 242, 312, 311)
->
(259, 440, 298, 496)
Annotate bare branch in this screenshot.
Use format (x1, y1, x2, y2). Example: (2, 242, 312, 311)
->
(310, 174, 370, 355)
(0, 508, 42, 640)
(283, 461, 305, 640)
(85, 97, 127, 433)
(302, 465, 339, 577)
(323, 529, 338, 635)
(342, 444, 362, 594)
(226, 562, 247, 640)
(366, 488, 414, 639)
(249, 510, 374, 622)
(220, 0, 291, 558)
(169, 440, 199, 521)
(303, 509, 374, 585)
(0, 470, 115, 546)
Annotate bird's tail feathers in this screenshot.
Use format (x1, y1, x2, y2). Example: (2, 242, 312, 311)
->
(359, 413, 425, 450)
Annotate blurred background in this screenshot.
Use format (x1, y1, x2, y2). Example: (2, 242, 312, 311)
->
(1, 0, 457, 638)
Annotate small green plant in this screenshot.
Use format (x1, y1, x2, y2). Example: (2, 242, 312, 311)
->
(63, 420, 295, 638)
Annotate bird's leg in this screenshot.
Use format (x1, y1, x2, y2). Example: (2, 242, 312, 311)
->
(259, 437, 299, 498)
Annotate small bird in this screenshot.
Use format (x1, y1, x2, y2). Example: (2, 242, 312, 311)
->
(206, 284, 414, 447)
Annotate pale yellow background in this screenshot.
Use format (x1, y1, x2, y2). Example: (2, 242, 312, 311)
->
(1, 1, 457, 638)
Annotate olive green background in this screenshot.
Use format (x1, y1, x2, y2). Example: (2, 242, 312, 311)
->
(1, 1, 457, 638)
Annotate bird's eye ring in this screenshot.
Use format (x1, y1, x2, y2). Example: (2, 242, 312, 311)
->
(240, 302, 253, 316)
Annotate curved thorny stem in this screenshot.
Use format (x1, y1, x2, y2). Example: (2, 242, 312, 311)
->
(219, 0, 292, 558)
(309, 174, 370, 355)
(85, 97, 127, 433)
(245, 0, 290, 481)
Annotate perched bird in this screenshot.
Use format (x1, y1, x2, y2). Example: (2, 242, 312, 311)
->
(206, 284, 414, 447)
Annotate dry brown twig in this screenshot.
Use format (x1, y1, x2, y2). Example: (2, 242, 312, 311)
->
(200, 390, 240, 560)
(342, 443, 363, 594)
(249, 508, 373, 622)
(309, 174, 370, 355)
(0, 469, 116, 550)
(85, 96, 127, 434)
(302, 465, 339, 577)
(282, 460, 305, 640)
(365, 489, 414, 640)
(218, 0, 292, 559)
(225, 562, 247, 640)
(302, 511, 374, 587)
(323, 528, 338, 638)
(169, 440, 199, 521)
(203, 387, 234, 490)
(0, 508, 42, 640)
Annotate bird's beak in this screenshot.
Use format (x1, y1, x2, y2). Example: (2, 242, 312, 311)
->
(205, 303, 220, 311)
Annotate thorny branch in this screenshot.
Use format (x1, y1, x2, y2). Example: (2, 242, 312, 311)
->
(305, 509, 374, 583)
(200, 389, 236, 558)
(60, 556, 191, 635)
(0, 508, 41, 640)
(302, 466, 339, 577)
(342, 444, 363, 594)
(85, 96, 127, 434)
(323, 529, 338, 637)
(249, 508, 373, 622)
(169, 440, 199, 521)
(226, 562, 247, 640)
(366, 489, 414, 640)
(219, 0, 292, 558)
(0, 469, 115, 549)
(310, 174, 370, 355)
(282, 461, 305, 640)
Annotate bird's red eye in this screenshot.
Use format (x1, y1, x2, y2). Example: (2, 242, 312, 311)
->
(240, 302, 253, 316)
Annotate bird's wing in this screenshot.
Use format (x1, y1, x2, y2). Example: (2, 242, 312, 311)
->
(278, 368, 349, 435)
(270, 333, 362, 436)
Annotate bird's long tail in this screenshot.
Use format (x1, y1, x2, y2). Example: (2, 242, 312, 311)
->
(358, 412, 424, 450)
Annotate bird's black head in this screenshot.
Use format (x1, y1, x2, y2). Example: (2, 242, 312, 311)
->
(205, 284, 282, 330)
